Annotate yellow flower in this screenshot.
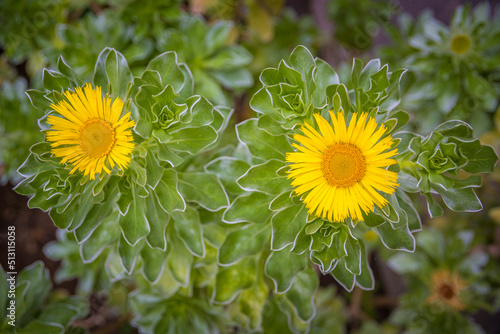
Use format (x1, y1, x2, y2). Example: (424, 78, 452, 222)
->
(427, 269, 467, 310)
(286, 111, 398, 222)
(450, 34, 472, 55)
(46, 84, 135, 179)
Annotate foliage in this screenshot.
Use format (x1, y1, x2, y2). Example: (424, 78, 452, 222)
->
(380, 3, 500, 134)
(0, 262, 88, 333)
(0, 79, 43, 184)
(388, 228, 489, 333)
(1, 1, 500, 334)
(328, 0, 396, 51)
(0, 0, 67, 63)
(157, 15, 253, 106)
(15, 49, 231, 288)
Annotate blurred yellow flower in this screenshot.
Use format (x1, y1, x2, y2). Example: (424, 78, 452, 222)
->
(427, 269, 467, 310)
(450, 34, 471, 54)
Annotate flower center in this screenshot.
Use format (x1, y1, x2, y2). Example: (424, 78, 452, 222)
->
(79, 118, 116, 158)
(451, 34, 471, 54)
(321, 143, 366, 187)
(439, 283, 455, 300)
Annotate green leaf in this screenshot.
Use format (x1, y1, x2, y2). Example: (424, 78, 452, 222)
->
(388, 252, 423, 274)
(67, 183, 97, 231)
(212, 68, 253, 89)
(171, 206, 205, 257)
(158, 143, 184, 167)
(204, 46, 252, 70)
(119, 184, 150, 246)
(167, 233, 193, 287)
(73, 198, 114, 244)
(288, 45, 315, 80)
(147, 52, 185, 93)
(271, 205, 308, 250)
(167, 125, 218, 154)
(26, 90, 52, 111)
(396, 189, 422, 232)
(432, 184, 482, 212)
(135, 118, 153, 138)
(204, 21, 233, 54)
(42, 69, 71, 92)
(312, 59, 339, 106)
(130, 160, 147, 187)
(436, 78, 459, 112)
(462, 145, 498, 174)
(355, 242, 374, 290)
(16, 321, 63, 334)
(93, 48, 132, 99)
(213, 257, 256, 304)
(177, 172, 228, 211)
(236, 119, 292, 161)
(49, 195, 79, 230)
(155, 169, 186, 214)
(237, 159, 291, 195)
(145, 148, 164, 189)
(37, 296, 88, 327)
(416, 228, 446, 261)
(15, 262, 52, 327)
(182, 96, 214, 127)
(309, 230, 343, 273)
(223, 192, 274, 224)
(118, 236, 143, 274)
(80, 211, 120, 262)
(239, 272, 268, 331)
(363, 211, 386, 228)
(376, 222, 415, 252)
(250, 87, 285, 121)
(257, 115, 286, 136)
(140, 246, 167, 283)
(218, 223, 271, 265)
(17, 154, 56, 178)
(265, 245, 308, 293)
(152, 128, 172, 144)
(343, 231, 361, 275)
(145, 193, 170, 251)
(205, 157, 250, 194)
(283, 265, 318, 322)
(331, 257, 355, 291)
(350, 58, 364, 90)
(423, 193, 444, 218)
(57, 58, 80, 87)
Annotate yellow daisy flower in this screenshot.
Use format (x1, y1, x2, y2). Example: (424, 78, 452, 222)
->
(427, 269, 467, 310)
(286, 111, 398, 222)
(46, 84, 135, 179)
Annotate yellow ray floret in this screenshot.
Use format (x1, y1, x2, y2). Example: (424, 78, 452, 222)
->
(46, 84, 135, 179)
(286, 111, 399, 222)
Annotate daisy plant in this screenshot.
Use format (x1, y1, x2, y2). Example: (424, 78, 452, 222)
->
(380, 3, 500, 134)
(388, 228, 490, 333)
(46, 12, 155, 80)
(212, 46, 497, 326)
(157, 15, 253, 106)
(15, 47, 232, 292)
(0, 262, 88, 333)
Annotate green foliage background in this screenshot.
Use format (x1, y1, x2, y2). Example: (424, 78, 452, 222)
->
(0, 1, 499, 334)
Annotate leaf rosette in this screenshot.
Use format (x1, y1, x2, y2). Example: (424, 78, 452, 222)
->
(397, 120, 498, 217)
(15, 48, 231, 286)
